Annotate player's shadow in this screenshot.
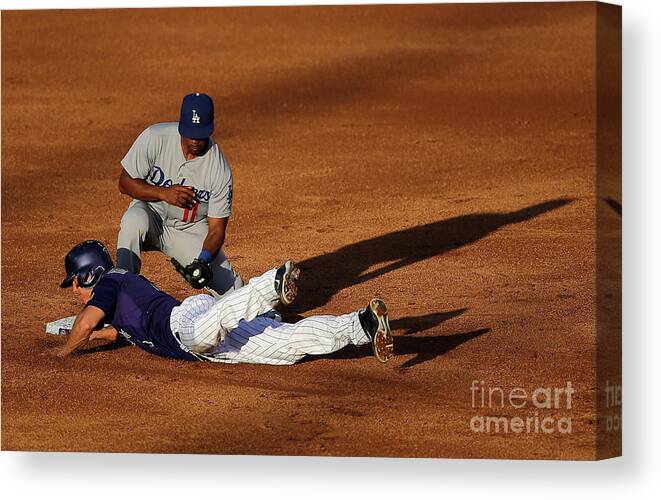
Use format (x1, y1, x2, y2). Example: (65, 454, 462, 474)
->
(310, 324, 490, 369)
(393, 308, 467, 335)
(291, 198, 573, 314)
(395, 328, 490, 369)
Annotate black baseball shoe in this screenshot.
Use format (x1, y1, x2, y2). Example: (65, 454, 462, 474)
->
(358, 298, 394, 363)
(274, 261, 301, 305)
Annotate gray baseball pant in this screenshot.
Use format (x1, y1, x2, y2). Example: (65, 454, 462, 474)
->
(116, 200, 244, 296)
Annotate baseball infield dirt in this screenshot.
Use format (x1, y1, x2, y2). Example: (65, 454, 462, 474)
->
(1, 3, 620, 459)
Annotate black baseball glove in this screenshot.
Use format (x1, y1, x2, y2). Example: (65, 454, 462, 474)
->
(171, 258, 212, 289)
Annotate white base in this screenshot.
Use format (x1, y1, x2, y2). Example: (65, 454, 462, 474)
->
(45, 316, 77, 335)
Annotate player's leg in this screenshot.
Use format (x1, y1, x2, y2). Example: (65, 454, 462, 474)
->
(210, 300, 393, 365)
(160, 225, 243, 295)
(172, 264, 299, 354)
(211, 314, 367, 365)
(116, 200, 163, 273)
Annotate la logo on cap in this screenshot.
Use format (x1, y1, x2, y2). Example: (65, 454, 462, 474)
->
(179, 92, 214, 139)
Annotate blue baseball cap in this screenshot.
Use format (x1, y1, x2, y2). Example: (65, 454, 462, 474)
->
(178, 92, 214, 139)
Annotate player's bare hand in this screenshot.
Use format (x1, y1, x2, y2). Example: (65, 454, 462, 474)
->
(160, 185, 196, 209)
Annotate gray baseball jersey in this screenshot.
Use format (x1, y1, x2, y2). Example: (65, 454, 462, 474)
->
(121, 122, 233, 230)
(117, 122, 243, 296)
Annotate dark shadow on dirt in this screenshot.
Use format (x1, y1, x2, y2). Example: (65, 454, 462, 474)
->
(391, 308, 467, 335)
(291, 198, 573, 313)
(395, 328, 490, 369)
(78, 337, 131, 355)
(303, 327, 490, 370)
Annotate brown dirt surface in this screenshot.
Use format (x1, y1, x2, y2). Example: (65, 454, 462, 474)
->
(1, 3, 619, 459)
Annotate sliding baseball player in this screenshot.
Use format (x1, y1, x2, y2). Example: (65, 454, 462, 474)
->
(49, 240, 394, 364)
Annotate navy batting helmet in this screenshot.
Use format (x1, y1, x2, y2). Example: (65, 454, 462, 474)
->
(60, 240, 114, 289)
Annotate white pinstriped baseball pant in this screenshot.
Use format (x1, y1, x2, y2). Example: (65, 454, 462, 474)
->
(169, 268, 370, 365)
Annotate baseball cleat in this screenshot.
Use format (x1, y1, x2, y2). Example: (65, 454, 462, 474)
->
(274, 261, 300, 305)
(358, 298, 394, 363)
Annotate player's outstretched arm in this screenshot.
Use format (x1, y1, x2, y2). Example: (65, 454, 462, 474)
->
(55, 306, 106, 357)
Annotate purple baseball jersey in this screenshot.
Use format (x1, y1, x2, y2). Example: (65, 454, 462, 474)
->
(87, 269, 199, 361)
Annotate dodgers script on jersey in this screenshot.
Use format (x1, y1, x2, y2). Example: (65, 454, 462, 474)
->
(87, 269, 198, 361)
(121, 122, 233, 230)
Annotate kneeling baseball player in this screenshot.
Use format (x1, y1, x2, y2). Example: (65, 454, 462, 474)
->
(49, 240, 394, 364)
